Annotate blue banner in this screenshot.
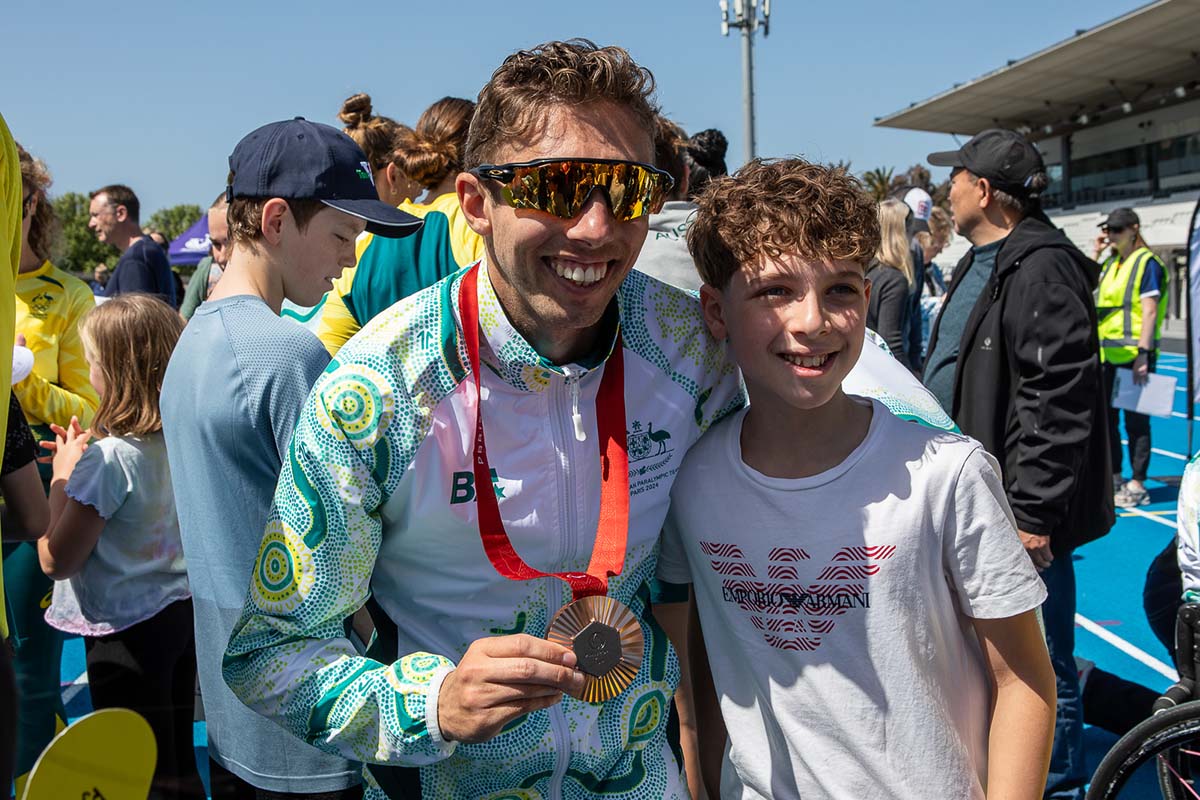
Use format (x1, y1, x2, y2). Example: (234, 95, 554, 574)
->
(167, 215, 210, 266)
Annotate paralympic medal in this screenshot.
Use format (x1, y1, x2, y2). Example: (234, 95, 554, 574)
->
(547, 595, 644, 703)
(460, 265, 641, 704)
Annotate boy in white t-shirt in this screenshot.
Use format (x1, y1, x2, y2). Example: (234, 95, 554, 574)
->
(656, 159, 1056, 799)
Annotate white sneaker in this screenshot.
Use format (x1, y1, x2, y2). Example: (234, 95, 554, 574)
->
(1115, 483, 1150, 508)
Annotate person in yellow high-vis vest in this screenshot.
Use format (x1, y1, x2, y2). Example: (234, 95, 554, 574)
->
(1093, 207, 1168, 508)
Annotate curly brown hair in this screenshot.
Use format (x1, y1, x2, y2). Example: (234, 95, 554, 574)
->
(464, 39, 659, 169)
(688, 158, 880, 289)
(393, 97, 475, 191)
(79, 294, 183, 438)
(16, 143, 60, 263)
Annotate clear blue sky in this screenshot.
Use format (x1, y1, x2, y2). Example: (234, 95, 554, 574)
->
(3, 0, 1138, 217)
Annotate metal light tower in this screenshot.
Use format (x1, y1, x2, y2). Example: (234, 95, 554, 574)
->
(720, 0, 770, 162)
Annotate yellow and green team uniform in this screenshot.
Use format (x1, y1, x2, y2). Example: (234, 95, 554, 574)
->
(0, 113, 21, 642)
(317, 192, 483, 356)
(1, 112, 22, 791)
(16, 259, 99, 433)
(1096, 245, 1167, 365)
(6, 261, 97, 790)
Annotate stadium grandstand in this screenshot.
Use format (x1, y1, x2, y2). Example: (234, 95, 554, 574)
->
(876, 0, 1200, 332)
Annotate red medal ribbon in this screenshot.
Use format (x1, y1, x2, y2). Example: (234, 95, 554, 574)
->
(460, 264, 629, 602)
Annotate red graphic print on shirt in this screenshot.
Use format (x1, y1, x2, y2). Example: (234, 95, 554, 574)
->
(700, 541, 896, 652)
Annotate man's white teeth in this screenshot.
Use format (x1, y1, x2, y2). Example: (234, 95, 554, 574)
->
(553, 260, 608, 285)
(783, 353, 830, 368)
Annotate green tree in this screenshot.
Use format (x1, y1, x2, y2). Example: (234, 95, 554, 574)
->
(145, 203, 203, 241)
(52, 192, 117, 275)
(900, 164, 933, 191)
(860, 167, 894, 202)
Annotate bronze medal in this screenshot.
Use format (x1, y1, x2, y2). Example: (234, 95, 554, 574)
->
(461, 266, 640, 703)
(547, 595, 643, 703)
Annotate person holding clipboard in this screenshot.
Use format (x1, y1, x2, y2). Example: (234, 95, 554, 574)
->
(1094, 207, 1168, 508)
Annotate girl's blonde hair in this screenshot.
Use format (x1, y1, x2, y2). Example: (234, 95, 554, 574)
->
(79, 294, 183, 437)
(875, 198, 914, 286)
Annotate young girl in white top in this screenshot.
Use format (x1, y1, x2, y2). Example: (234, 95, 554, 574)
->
(37, 294, 203, 799)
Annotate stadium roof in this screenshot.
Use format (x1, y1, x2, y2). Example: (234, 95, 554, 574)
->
(875, 0, 1200, 139)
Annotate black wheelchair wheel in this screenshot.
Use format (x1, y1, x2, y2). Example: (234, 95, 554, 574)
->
(1087, 701, 1200, 799)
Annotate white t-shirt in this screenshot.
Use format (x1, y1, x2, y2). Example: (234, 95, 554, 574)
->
(658, 399, 1046, 800)
(45, 433, 190, 636)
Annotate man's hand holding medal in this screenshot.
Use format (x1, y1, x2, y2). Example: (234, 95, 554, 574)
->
(437, 633, 586, 744)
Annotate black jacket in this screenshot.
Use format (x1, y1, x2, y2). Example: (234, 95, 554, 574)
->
(925, 215, 1114, 551)
(865, 260, 910, 366)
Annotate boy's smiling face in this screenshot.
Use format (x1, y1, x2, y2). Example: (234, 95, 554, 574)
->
(701, 253, 870, 413)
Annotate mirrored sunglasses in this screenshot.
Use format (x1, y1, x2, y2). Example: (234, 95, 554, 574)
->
(470, 158, 674, 222)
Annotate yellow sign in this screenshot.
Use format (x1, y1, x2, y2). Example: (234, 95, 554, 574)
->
(21, 709, 156, 800)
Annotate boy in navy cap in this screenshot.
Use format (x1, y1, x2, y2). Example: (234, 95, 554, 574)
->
(160, 119, 420, 798)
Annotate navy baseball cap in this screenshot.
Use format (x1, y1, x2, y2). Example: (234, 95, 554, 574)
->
(227, 117, 422, 238)
(927, 129, 1045, 196)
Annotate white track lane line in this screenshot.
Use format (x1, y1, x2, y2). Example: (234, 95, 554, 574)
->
(1120, 440, 1189, 461)
(1121, 505, 1177, 528)
(1159, 365, 1187, 373)
(1076, 614, 1178, 681)
(61, 671, 88, 706)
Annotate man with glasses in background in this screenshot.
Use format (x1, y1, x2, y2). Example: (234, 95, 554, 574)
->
(223, 40, 744, 798)
(87, 184, 175, 305)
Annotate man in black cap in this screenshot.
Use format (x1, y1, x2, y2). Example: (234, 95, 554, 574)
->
(1092, 207, 1168, 508)
(923, 128, 1114, 800)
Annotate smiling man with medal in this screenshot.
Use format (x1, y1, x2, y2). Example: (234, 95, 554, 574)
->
(223, 40, 745, 799)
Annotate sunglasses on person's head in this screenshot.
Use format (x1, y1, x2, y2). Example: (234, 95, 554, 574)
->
(469, 158, 674, 222)
(21, 193, 34, 219)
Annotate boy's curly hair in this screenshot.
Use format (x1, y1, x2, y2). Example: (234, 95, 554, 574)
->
(688, 158, 881, 289)
(464, 39, 659, 168)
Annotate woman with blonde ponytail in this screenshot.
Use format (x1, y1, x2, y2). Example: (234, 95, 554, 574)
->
(317, 97, 484, 355)
(865, 198, 915, 367)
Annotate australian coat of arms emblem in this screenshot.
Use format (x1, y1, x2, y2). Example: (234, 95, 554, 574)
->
(626, 420, 671, 463)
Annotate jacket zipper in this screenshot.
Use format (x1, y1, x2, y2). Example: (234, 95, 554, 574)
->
(549, 365, 586, 796)
(547, 579, 571, 799)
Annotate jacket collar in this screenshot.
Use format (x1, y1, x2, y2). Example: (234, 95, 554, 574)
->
(474, 259, 620, 393)
(989, 214, 1101, 291)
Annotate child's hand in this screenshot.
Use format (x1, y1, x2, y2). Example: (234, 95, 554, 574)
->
(40, 417, 90, 481)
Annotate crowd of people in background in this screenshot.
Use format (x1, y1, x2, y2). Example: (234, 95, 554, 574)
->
(0, 36, 1192, 800)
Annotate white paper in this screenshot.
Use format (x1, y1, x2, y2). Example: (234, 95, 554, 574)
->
(1111, 368, 1177, 418)
(11, 345, 33, 385)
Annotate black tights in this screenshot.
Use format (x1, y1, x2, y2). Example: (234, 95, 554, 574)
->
(84, 598, 205, 800)
(207, 757, 363, 800)
(1103, 359, 1154, 482)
